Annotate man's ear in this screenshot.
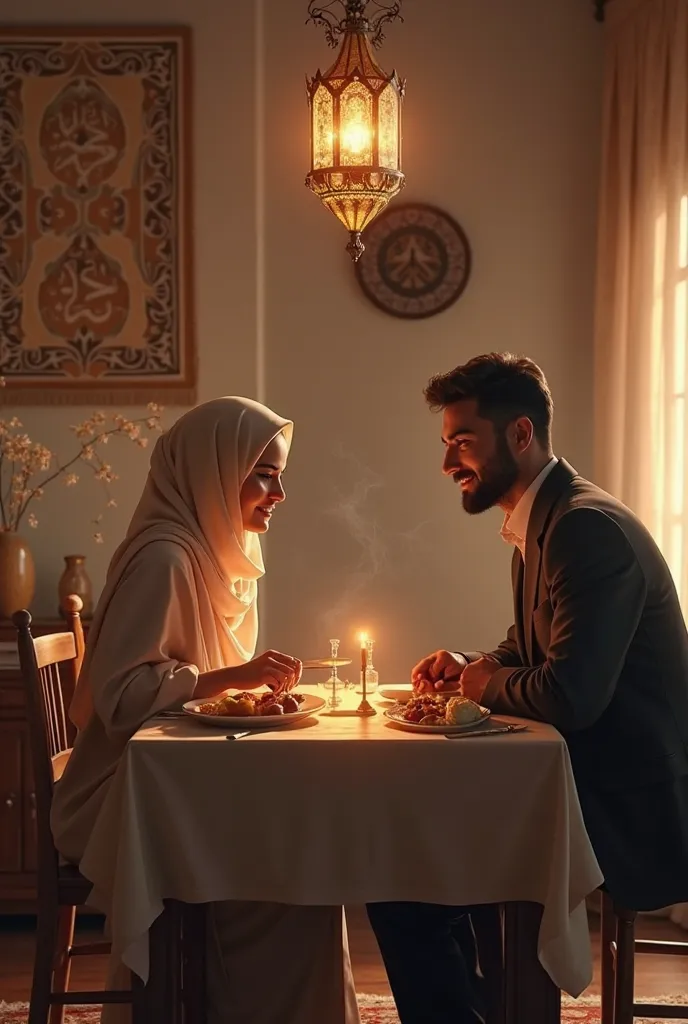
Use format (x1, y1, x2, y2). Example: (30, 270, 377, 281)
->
(511, 416, 535, 454)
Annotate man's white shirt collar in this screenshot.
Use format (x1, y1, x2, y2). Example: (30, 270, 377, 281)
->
(500, 457, 558, 557)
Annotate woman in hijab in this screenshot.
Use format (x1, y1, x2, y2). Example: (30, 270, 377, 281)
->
(51, 397, 361, 1024)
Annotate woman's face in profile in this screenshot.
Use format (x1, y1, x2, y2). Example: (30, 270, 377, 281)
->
(239, 432, 289, 533)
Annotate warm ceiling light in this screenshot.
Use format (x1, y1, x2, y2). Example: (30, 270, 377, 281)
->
(306, 0, 406, 262)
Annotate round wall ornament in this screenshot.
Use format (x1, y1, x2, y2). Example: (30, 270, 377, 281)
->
(354, 202, 472, 319)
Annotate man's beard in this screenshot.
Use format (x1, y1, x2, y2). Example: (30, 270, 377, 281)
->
(460, 434, 519, 515)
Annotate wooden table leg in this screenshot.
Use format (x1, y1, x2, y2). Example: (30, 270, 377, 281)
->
(472, 904, 505, 1024)
(504, 902, 561, 1024)
(134, 902, 183, 1024)
(182, 902, 207, 1024)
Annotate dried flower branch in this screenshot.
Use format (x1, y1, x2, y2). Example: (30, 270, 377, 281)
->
(0, 378, 163, 542)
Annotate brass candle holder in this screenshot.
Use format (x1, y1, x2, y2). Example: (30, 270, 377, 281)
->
(356, 631, 377, 716)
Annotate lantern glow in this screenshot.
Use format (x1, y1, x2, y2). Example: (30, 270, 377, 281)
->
(306, 1, 406, 262)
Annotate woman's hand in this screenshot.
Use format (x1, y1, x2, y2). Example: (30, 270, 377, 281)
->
(195, 651, 302, 699)
(225, 650, 303, 694)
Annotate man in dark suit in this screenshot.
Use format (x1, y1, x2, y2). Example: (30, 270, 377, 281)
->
(367, 352, 688, 1024)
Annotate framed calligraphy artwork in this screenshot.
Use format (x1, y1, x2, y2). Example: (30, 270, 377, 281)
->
(0, 27, 195, 405)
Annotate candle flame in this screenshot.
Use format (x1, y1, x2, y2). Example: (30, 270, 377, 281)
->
(359, 631, 368, 647)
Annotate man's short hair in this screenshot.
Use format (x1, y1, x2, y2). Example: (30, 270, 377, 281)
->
(424, 352, 553, 447)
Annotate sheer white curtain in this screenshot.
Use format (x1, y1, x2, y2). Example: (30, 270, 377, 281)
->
(594, 0, 688, 927)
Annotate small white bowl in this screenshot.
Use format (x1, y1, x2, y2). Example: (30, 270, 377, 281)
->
(378, 685, 414, 703)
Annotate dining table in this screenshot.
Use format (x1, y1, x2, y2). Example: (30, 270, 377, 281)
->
(78, 684, 604, 1023)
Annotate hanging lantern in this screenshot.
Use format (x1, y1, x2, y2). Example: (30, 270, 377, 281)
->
(306, 0, 406, 262)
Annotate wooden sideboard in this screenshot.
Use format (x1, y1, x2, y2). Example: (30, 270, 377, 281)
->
(0, 617, 89, 905)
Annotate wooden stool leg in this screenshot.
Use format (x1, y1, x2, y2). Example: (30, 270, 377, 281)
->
(613, 906, 636, 1024)
(29, 906, 59, 1024)
(49, 905, 76, 1024)
(600, 893, 615, 1024)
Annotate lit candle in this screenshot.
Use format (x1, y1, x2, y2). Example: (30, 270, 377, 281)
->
(356, 630, 376, 716)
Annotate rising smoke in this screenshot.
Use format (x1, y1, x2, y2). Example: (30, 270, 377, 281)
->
(320, 445, 434, 634)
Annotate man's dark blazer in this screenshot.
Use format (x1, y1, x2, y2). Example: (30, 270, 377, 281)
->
(478, 458, 688, 910)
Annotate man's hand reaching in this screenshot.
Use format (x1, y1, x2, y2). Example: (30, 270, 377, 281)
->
(459, 657, 500, 703)
(411, 650, 467, 693)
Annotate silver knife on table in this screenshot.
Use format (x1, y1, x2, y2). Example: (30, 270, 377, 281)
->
(445, 723, 527, 739)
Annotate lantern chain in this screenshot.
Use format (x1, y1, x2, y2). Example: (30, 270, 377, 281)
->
(306, 0, 403, 49)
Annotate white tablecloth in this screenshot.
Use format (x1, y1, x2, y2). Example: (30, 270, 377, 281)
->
(79, 688, 603, 995)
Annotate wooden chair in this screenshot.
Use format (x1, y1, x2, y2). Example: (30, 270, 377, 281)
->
(600, 891, 688, 1023)
(13, 599, 206, 1024)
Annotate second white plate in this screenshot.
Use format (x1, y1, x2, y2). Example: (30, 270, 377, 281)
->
(384, 705, 491, 734)
(377, 685, 414, 702)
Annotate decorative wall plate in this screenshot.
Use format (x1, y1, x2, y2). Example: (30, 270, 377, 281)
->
(354, 202, 472, 319)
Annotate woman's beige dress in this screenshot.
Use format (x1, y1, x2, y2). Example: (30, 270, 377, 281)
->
(51, 399, 361, 1024)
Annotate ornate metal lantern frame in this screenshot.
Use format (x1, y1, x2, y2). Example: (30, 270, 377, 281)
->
(305, 0, 406, 261)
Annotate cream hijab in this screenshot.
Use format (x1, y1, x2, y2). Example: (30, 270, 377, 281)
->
(70, 397, 293, 729)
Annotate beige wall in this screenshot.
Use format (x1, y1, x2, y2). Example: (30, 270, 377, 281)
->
(2, 0, 603, 681)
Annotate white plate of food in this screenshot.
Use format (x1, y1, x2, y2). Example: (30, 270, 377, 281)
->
(182, 690, 326, 728)
(384, 693, 490, 734)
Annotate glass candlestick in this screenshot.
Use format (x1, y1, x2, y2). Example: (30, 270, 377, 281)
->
(364, 638, 379, 692)
(324, 638, 345, 709)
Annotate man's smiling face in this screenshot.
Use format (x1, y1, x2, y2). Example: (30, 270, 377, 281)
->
(440, 399, 520, 514)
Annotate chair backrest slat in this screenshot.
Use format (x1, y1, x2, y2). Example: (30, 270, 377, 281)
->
(42, 663, 54, 757)
(33, 632, 76, 670)
(12, 597, 86, 900)
(55, 664, 69, 752)
(40, 660, 65, 759)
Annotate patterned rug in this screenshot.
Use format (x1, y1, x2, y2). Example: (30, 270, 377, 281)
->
(1, 994, 686, 1022)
